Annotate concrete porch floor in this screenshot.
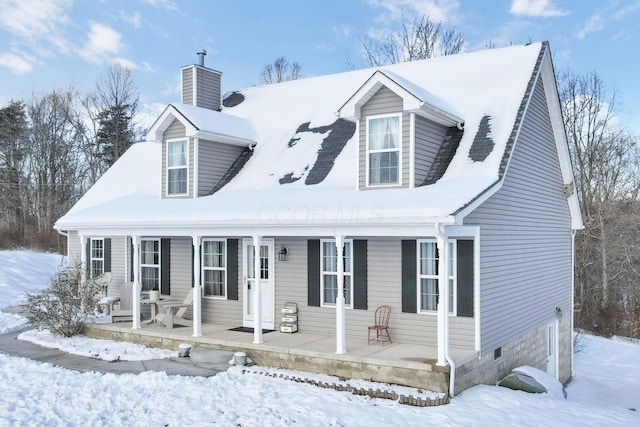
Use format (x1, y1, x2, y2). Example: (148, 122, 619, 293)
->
(83, 320, 478, 393)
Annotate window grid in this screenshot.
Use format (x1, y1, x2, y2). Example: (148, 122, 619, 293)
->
(202, 239, 226, 298)
(321, 240, 352, 307)
(167, 139, 187, 195)
(140, 239, 160, 292)
(418, 240, 456, 314)
(90, 238, 104, 278)
(367, 114, 401, 186)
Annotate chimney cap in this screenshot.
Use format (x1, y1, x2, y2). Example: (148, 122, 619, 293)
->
(197, 49, 207, 66)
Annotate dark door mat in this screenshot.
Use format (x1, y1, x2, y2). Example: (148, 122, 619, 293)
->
(228, 326, 275, 334)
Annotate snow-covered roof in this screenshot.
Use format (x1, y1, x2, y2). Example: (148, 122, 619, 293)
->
(146, 103, 256, 146)
(56, 42, 565, 234)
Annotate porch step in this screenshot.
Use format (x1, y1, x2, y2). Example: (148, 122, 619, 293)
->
(189, 346, 235, 366)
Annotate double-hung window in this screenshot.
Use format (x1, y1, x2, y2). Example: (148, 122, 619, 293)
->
(418, 240, 456, 314)
(321, 240, 352, 307)
(167, 139, 187, 195)
(140, 239, 160, 292)
(202, 239, 226, 298)
(367, 114, 401, 186)
(90, 238, 104, 278)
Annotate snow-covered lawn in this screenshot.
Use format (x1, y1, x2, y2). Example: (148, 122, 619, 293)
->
(1, 250, 639, 426)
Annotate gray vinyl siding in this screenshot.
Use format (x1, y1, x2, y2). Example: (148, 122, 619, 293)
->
(358, 87, 410, 189)
(67, 230, 81, 265)
(161, 119, 193, 198)
(108, 236, 127, 298)
(181, 67, 193, 105)
(201, 238, 243, 326)
(197, 140, 245, 196)
(67, 232, 127, 299)
(274, 237, 474, 349)
(464, 77, 573, 355)
(414, 116, 448, 185)
(195, 67, 221, 110)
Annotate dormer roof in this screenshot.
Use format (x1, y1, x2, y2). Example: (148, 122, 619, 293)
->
(337, 69, 464, 127)
(146, 103, 256, 146)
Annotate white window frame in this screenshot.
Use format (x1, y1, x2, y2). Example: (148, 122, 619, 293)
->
(417, 239, 457, 315)
(166, 138, 189, 196)
(140, 238, 161, 293)
(365, 113, 402, 187)
(90, 238, 104, 278)
(202, 238, 227, 299)
(320, 239, 353, 308)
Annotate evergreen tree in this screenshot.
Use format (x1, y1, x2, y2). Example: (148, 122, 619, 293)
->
(0, 101, 28, 246)
(94, 64, 139, 168)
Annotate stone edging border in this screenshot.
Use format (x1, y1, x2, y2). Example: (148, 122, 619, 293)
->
(242, 369, 451, 407)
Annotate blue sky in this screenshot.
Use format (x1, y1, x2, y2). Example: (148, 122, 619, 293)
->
(1, 0, 639, 132)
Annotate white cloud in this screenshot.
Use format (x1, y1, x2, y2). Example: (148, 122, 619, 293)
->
(0, 51, 33, 74)
(365, 0, 460, 24)
(141, 61, 155, 73)
(143, 0, 177, 11)
(510, 0, 568, 17)
(577, 13, 603, 39)
(0, 0, 73, 55)
(113, 57, 137, 69)
(612, 1, 640, 20)
(120, 11, 142, 29)
(80, 22, 123, 63)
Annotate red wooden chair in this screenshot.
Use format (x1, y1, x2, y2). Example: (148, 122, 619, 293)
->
(368, 305, 392, 345)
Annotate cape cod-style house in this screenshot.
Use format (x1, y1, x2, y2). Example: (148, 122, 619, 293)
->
(55, 41, 582, 395)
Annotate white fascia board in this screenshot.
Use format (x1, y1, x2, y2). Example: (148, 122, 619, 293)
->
(539, 49, 584, 230)
(337, 71, 423, 119)
(338, 70, 463, 128)
(411, 104, 463, 127)
(62, 217, 457, 239)
(146, 105, 197, 142)
(195, 130, 256, 147)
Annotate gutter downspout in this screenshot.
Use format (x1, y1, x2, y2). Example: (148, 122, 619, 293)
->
(435, 222, 456, 398)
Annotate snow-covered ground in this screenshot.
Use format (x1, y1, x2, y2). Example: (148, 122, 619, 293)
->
(1, 250, 639, 426)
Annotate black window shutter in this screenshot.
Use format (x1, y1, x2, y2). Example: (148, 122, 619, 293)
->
(129, 238, 134, 282)
(457, 240, 474, 317)
(307, 240, 320, 307)
(401, 240, 417, 313)
(227, 239, 239, 300)
(161, 238, 171, 295)
(191, 245, 195, 287)
(104, 238, 111, 273)
(85, 238, 91, 275)
(353, 240, 367, 310)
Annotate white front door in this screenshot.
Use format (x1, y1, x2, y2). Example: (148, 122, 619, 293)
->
(546, 320, 558, 379)
(242, 238, 275, 329)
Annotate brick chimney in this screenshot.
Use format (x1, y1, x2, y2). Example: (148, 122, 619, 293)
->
(180, 49, 222, 110)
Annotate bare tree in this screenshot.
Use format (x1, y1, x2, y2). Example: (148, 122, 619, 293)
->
(260, 56, 302, 84)
(25, 88, 85, 247)
(360, 15, 464, 66)
(559, 70, 640, 336)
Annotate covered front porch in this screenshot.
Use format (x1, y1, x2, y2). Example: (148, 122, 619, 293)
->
(83, 319, 478, 393)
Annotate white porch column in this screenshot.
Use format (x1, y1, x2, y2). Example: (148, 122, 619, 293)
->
(252, 235, 263, 344)
(79, 235, 87, 285)
(192, 236, 202, 337)
(335, 235, 346, 354)
(436, 232, 450, 366)
(132, 235, 142, 330)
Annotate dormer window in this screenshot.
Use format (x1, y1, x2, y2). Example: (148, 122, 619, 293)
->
(367, 114, 401, 186)
(167, 139, 188, 195)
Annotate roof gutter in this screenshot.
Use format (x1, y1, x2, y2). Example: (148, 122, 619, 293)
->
(435, 222, 456, 398)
